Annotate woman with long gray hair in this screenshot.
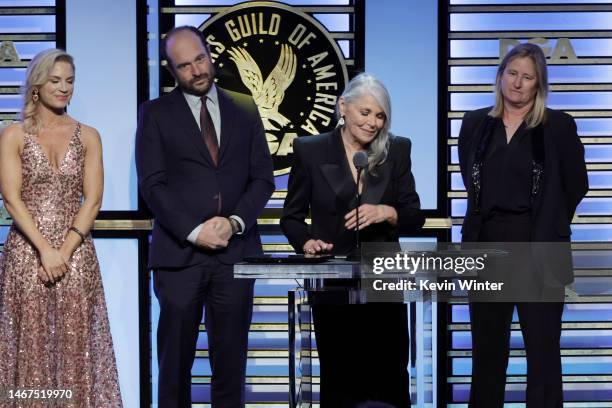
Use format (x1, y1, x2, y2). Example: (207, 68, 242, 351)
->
(282, 73, 424, 407)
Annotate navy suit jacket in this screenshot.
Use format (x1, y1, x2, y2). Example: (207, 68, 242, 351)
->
(280, 129, 424, 255)
(135, 87, 275, 268)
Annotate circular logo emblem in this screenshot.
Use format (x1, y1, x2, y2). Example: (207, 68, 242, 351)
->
(202, 2, 348, 176)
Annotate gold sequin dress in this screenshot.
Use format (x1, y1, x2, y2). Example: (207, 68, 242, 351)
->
(0, 124, 122, 407)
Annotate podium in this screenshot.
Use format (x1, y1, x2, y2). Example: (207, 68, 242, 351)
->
(234, 259, 435, 408)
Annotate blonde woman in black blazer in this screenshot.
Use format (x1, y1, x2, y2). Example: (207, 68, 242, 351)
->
(281, 73, 424, 408)
(458, 43, 587, 408)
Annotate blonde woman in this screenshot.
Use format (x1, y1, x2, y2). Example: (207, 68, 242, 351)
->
(0, 49, 121, 406)
(458, 43, 588, 407)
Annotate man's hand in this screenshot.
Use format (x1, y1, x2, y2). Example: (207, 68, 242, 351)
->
(195, 217, 232, 249)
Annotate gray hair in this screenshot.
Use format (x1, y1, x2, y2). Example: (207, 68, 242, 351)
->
(337, 73, 391, 174)
(489, 42, 548, 128)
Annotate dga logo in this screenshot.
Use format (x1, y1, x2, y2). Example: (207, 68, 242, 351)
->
(202, 1, 348, 175)
(500, 38, 578, 63)
(0, 41, 19, 65)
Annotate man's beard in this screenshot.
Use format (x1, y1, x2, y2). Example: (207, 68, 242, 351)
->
(177, 72, 214, 96)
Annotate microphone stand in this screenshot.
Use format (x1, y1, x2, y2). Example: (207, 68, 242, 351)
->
(349, 151, 368, 261)
(349, 167, 364, 261)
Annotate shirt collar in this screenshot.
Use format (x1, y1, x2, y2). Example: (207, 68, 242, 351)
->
(182, 83, 218, 109)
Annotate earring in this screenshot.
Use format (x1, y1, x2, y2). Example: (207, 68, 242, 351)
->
(32, 89, 39, 103)
(338, 115, 345, 126)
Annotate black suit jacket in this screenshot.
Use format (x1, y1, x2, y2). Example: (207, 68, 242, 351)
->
(135, 87, 275, 268)
(458, 107, 588, 284)
(281, 129, 424, 255)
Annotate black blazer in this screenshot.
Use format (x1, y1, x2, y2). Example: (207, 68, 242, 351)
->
(458, 107, 588, 284)
(135, 88, 275, 268)
(281, 129, 424, 255)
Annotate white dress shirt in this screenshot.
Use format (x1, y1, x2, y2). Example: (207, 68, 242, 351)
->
(184, 84, 245, 243)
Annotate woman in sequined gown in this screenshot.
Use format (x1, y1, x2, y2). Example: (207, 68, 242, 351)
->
(0, 49, 122, 406)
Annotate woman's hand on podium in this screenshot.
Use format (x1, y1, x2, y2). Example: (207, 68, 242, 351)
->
(302, 239, 333, 255)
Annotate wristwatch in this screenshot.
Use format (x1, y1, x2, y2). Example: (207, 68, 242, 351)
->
(229, 217, 241, 235)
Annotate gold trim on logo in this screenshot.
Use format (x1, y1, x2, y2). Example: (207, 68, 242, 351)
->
(201, 1, 349, 177)
(201, 1, 349, 86)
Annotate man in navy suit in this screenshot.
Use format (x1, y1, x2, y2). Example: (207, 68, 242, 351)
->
(135, 26, 274, 408)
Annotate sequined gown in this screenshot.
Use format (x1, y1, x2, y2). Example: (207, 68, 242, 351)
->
(0, 124, 122, 407)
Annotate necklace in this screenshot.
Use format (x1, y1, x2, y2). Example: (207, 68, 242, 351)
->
(503, 121, 521, 129)
(503, 111, 526, 130)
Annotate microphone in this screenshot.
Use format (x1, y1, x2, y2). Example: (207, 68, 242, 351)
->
(351, 152, 368, 260)
(353, 151, 368, 170)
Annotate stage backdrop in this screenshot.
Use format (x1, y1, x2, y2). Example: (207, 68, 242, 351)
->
(445, 0, 612, 405)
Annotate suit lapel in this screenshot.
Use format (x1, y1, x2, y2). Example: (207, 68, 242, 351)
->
(320, 130, 357, 209)
(362, 160, 391, 205)
(217, 89, 235, 162)
(531, 123, 548, 218)
(167, 88, 215, 166)
(465, 142, 476, 198)
(464, 115, 488, 200)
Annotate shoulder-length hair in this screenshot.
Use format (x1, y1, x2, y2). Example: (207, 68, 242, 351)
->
(489, 43, 548, 128)
(21, 49, 75, 134)
(337, 73, 392, 174)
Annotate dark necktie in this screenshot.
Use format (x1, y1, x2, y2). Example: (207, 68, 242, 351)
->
(200, 96, 222, 213)
(200, 96, 219, 166)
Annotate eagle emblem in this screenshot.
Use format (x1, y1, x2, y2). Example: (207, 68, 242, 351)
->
(228, 44, 297, 131)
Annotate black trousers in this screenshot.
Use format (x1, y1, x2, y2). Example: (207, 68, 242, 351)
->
(153, 259, 255, 408)
(313, 303, 411, 408)
(469, 302, 564, 407)
(469, 215, 564, 408)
